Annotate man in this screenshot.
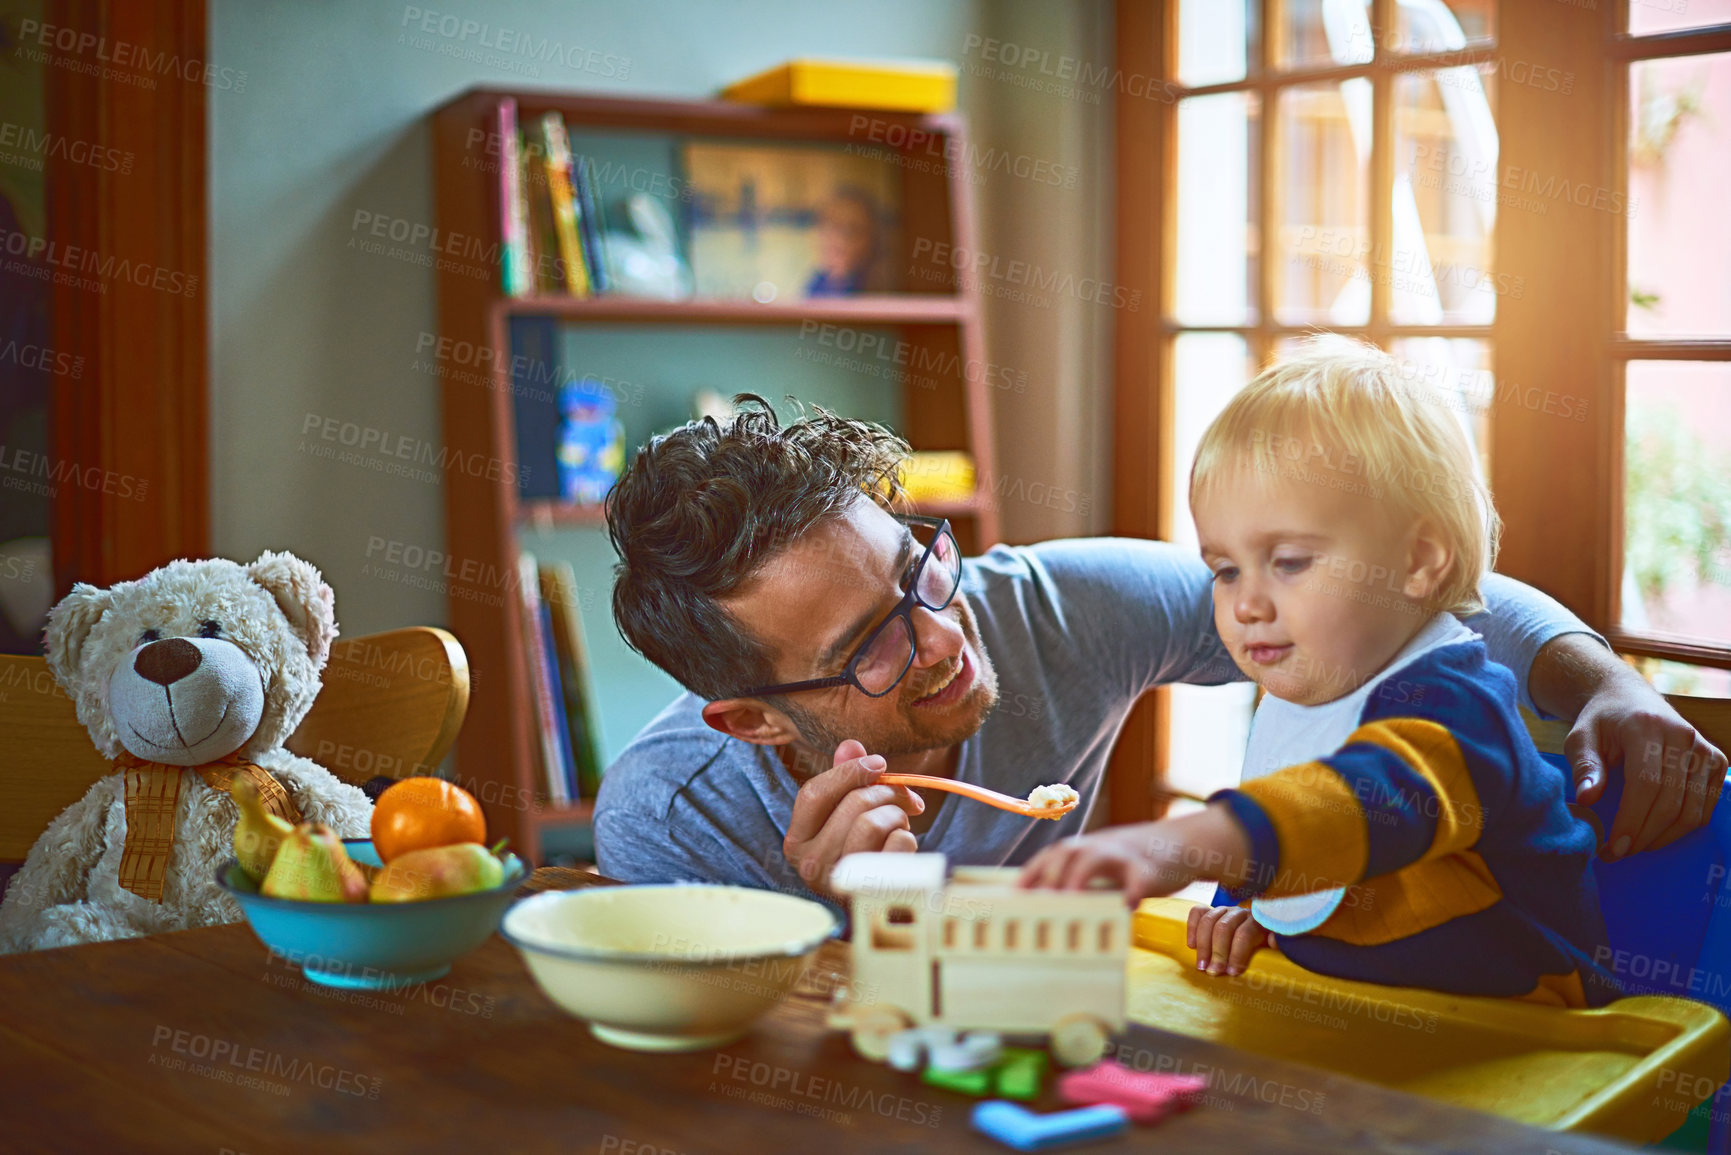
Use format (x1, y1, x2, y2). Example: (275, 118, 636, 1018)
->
(594, 400, 1726, 917)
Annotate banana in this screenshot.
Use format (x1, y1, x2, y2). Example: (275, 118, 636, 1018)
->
(231, 776, 296, 883)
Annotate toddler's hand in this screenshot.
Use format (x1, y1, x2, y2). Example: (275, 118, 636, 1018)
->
(1187, 905, 1275, 977)
(1018, 804, 1254, 907)
(1017, 822, 1200, 905)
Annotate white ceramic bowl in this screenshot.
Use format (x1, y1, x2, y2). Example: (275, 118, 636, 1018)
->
(502, 885, 839, 1052)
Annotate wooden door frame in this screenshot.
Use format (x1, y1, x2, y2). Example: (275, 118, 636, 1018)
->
(1107, 0, 1171, 824)
(44, 0, 208, 600)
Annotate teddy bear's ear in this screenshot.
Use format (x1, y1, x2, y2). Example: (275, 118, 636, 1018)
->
(43, 583, 114, 690)
(247, 551, 338, 670)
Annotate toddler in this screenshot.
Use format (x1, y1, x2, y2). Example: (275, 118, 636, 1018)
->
(1022, 338, 1618, 1008)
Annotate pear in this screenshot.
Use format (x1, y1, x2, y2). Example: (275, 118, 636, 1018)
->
(369, 841, 507, 903)
(260, 822, 370, 903)
(230, 776, 295, 883)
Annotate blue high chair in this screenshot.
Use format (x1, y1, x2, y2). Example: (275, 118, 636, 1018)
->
(1531, 695, 1731, 1152)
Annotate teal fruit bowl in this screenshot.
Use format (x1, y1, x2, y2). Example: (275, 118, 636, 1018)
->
(215, 839, 528, 990)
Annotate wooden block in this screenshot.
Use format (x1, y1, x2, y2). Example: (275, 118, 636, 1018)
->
(1056, 1061, 1208, 1124)
(992, 1049, 1050, 1101)
(923, 1063, 994, 1097)
(971, 1101, 1130, 1151)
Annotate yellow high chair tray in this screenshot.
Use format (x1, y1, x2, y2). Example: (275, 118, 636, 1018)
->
(1131, 899, 1730, 1144)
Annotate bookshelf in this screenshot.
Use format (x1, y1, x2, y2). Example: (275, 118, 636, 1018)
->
(430, 88, 998, 863)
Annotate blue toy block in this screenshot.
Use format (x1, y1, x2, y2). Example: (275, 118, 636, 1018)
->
(971, 1101, 1131, 1151)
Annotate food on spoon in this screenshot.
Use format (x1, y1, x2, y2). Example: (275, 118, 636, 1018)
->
(1026, 783, 1079, 813)
(370, 777, 487, 863)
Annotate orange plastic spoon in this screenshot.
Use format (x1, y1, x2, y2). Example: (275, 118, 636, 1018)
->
(878, 774, 1078, 820)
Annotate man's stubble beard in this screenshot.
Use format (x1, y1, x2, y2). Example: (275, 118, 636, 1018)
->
(783, 606, 1001, 763)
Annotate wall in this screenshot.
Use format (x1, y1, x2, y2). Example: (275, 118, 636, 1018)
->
(208, 0, 1113, 764)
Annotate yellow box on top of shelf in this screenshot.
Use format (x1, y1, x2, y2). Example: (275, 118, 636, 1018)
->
(722, 58, 958, 114)
(899, 451, 975, 505)
(1129, 897, 1730, 1144)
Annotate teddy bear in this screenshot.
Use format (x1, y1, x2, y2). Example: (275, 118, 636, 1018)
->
(0, 551, 374, 953)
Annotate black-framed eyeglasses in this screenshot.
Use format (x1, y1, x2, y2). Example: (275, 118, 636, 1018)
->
(739, 516, 962, 700)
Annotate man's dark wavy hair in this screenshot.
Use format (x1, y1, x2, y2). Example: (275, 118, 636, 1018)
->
(606, 395, 909, 701)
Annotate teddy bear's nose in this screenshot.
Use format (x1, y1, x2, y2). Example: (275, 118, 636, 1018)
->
(134, 637, 203, 686)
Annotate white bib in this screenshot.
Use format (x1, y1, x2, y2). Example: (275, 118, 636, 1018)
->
(1244, 614, 1476, 935)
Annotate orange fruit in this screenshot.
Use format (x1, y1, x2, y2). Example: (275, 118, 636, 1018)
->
(371, 777, 486, 863)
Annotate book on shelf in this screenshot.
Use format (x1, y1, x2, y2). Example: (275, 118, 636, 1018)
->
(540, 562, 606, 800)
(498, 100, 533, 298)
(508, 315, 563, 501)
(517, 551, 574, 804)
(537, 112, 592, 298)
(572, 153, 611, 295)
(524, 135, 565, 297)
(536, 597, 580, 801)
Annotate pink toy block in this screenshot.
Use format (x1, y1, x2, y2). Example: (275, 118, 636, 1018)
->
(1055, 1061, 1207, 1124)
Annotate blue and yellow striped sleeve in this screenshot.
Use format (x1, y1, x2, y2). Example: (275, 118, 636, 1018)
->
(1210, 651, 1516, 900)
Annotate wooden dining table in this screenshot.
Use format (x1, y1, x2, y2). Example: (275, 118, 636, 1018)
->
(0, 867, 1643, 1154)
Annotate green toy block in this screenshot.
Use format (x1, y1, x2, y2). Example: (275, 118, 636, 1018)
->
(991, 1048, 1049, 1101)
(923, 1063, 994, 1096)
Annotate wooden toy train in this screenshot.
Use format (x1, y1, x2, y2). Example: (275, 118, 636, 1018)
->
(825, 852, 1129, 1067)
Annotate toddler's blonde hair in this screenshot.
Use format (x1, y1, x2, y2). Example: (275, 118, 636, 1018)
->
(1188, 336, 1501, 615)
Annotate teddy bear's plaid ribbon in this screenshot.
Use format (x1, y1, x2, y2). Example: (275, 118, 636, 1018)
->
(114, 751, 302, 902)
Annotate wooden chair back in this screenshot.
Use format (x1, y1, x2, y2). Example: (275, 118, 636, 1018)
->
(0, 626, 469, 862)
(1670, 696, 1731, 759)
(1525, 695, 1731, 765)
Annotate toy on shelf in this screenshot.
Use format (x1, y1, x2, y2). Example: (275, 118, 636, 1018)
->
(826, 852, 1128, 1068)
(555, 379, 625, 505)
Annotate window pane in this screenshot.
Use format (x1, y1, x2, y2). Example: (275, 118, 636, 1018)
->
(1167, 333, 1257, 832)
(1171, 333, 1253, 546)
(1279, 0, 1372, 70)
(1389, 0, 1496, 55)
(1174, 94, 1259, 325)
(1629, 0, 1731, 38)
(1386, 337, 1493, 482)
(1391, 70, 1499, 325)
(1622, 361, 1731, 647)
(1623, 655, 1731, 698)
(1176, 0, 1255, 88)
(1626, 53, 1731, 337)
(1275, 82, 1370, 326)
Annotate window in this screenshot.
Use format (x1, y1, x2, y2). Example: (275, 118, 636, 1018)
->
(1116, 0, 1504, 814)
(1114, 3, 1731, 824)
(1614, 30, 1731, 669)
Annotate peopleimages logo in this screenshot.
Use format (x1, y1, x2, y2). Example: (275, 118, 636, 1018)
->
(0, 226, 199, 297)
(908, 238, 1142, 311)
(14, 18, 249, 91)
(0, 122, 133, 174)
(398, 7, 631, 79)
